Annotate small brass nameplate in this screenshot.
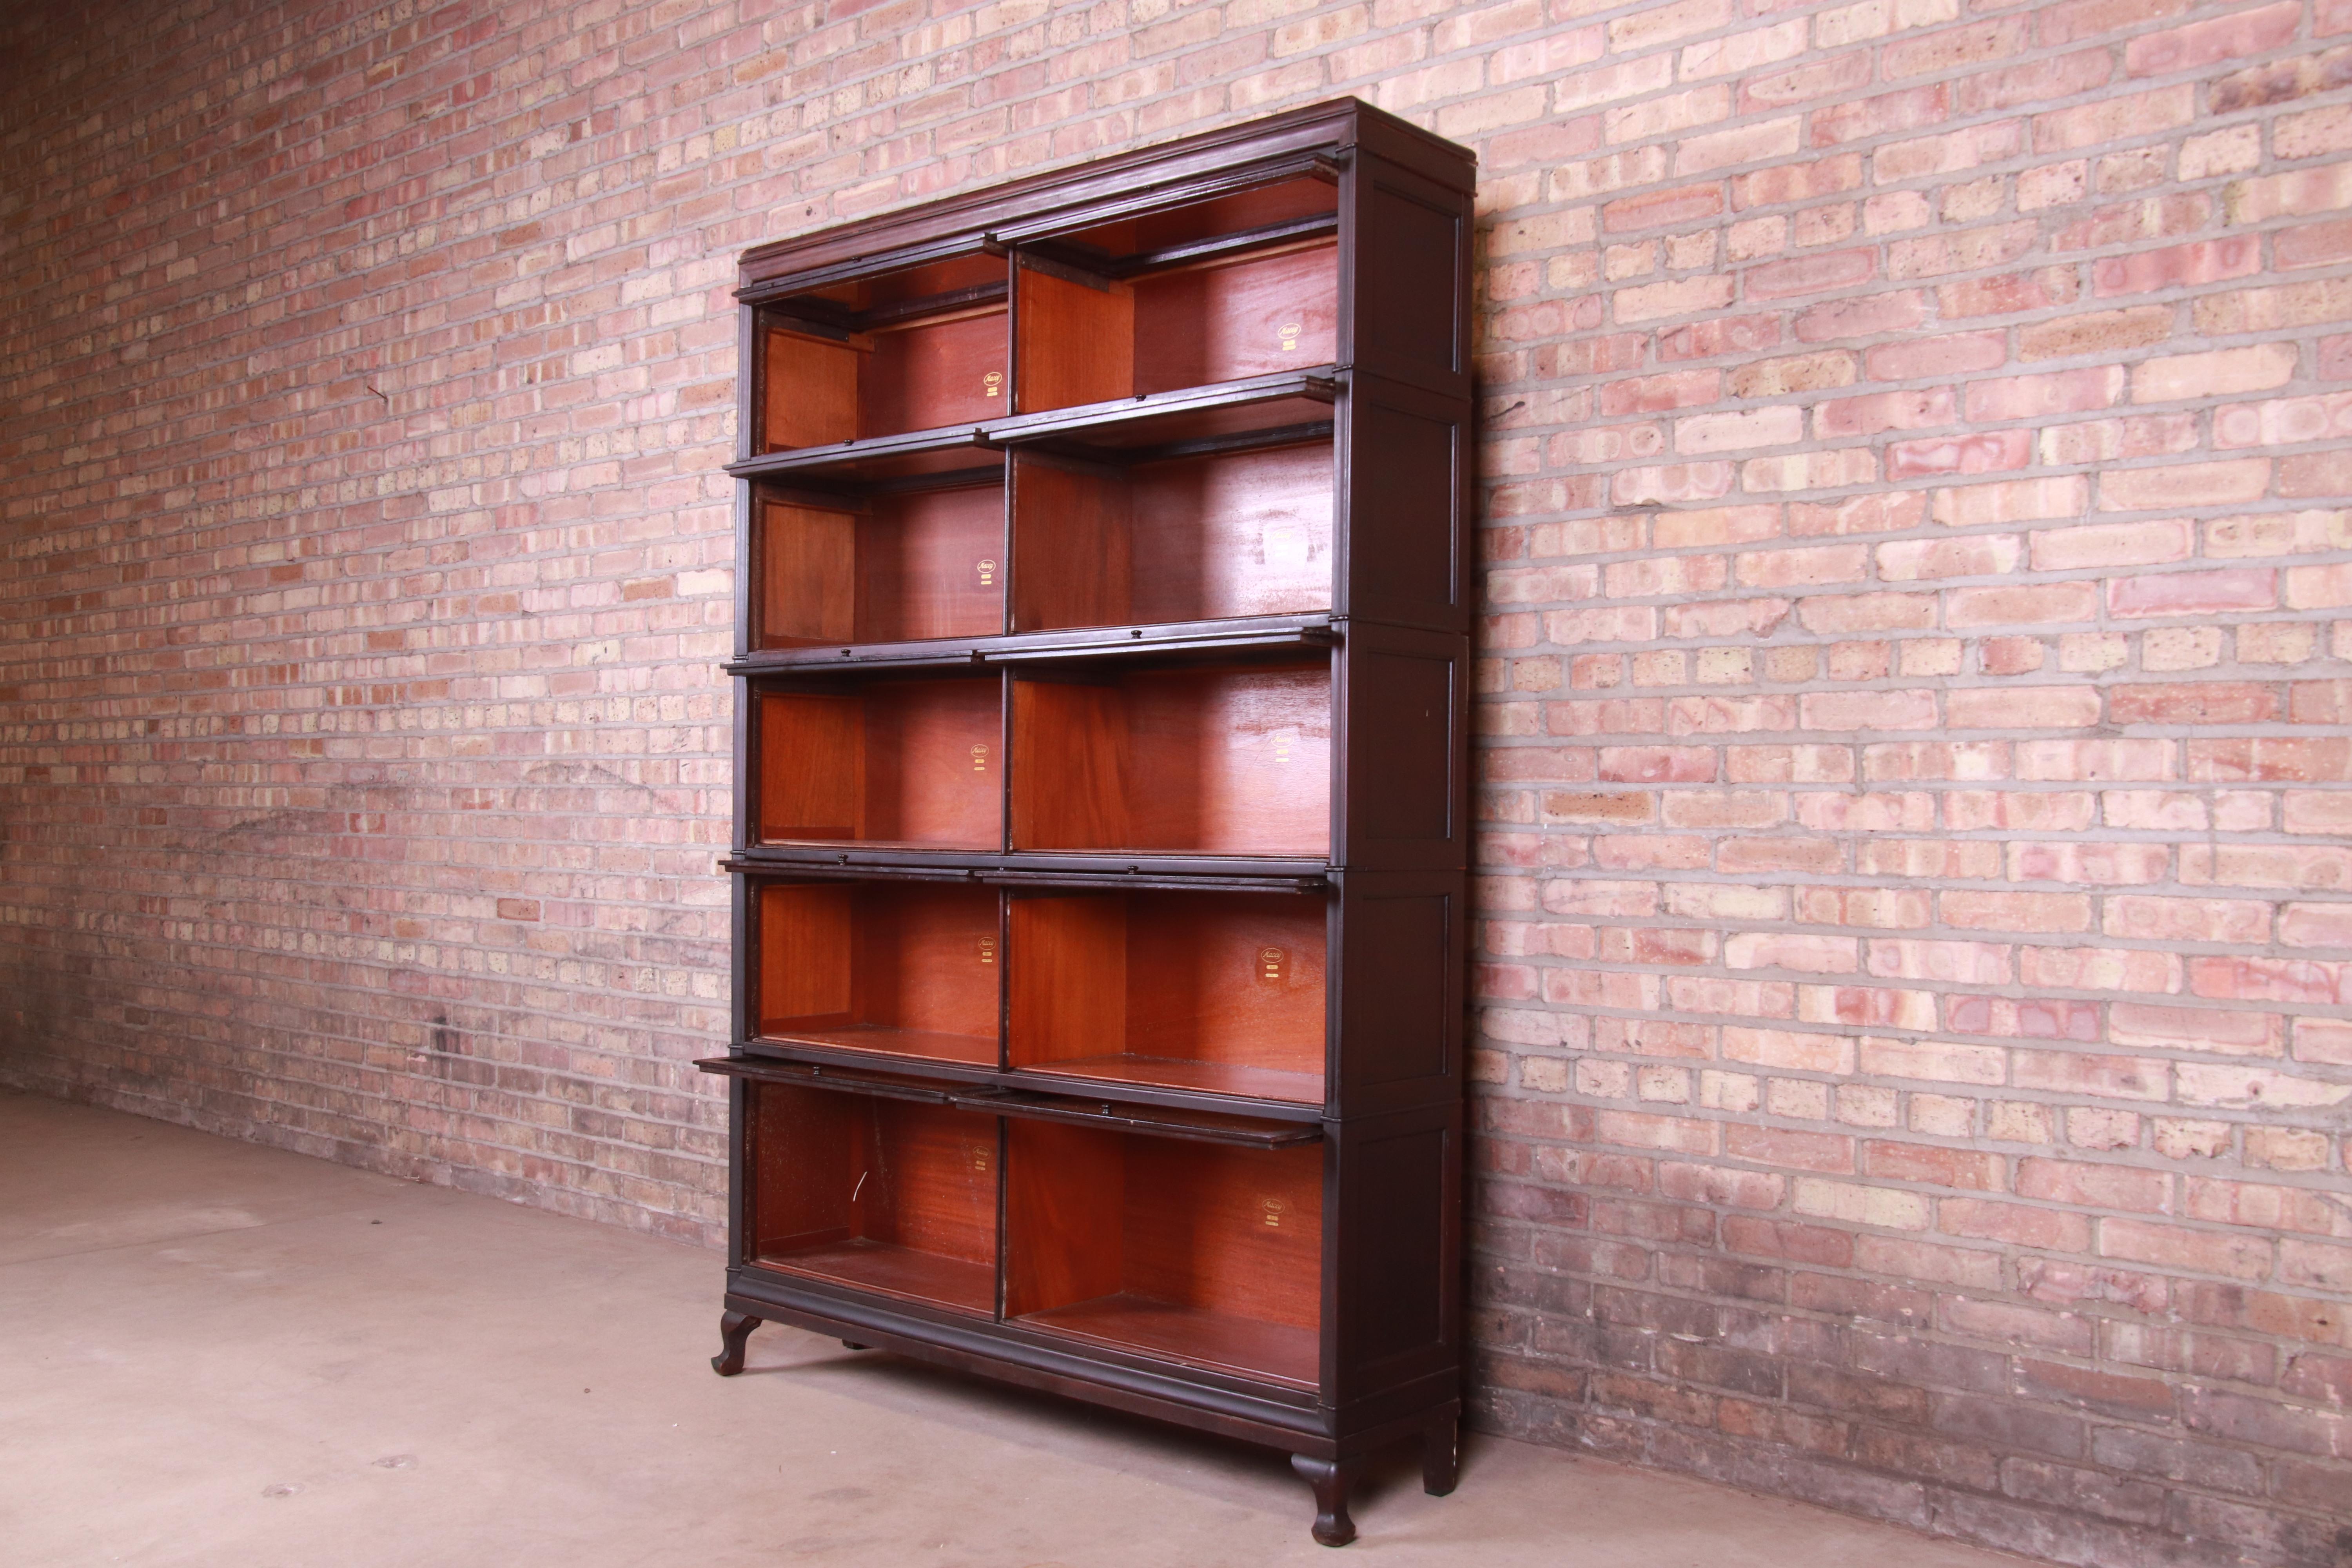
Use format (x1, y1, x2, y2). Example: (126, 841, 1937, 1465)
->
(1259, 946, 1285, 983)
(1279, 320, 1301, 351)
(977, 557, 997, 586)
(983, 370, 1003, 398)
(978, 935, 996, 965)
(1261, 1196, 1285, 1229)
(971, 743, 989, 773)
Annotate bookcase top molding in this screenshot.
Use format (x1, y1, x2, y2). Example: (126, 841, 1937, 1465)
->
(735, 96, 1475, 300)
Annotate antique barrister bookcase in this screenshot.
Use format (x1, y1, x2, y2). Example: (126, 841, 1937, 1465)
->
(700, 99, 1474, 1547)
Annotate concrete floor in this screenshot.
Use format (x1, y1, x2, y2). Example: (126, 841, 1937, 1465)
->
(1, 1089, 2032, 1568)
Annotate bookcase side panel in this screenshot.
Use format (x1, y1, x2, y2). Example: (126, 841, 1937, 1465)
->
(1334, 624, 1468, 872)
(1341, 153, 1472, 401)
(1328, 1105, 1461, 1410)
(1332, 869, 1465, 1116)
(1335, 374, 1471, 637)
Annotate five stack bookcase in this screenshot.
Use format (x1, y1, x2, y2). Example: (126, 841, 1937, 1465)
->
(702, 98, 1475, 1548)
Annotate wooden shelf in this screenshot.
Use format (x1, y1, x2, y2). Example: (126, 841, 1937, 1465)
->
(757, 677, 1002, 850)
(1007, 1120, 1322, 1388)
(1016, 1055, 1321, 1104)
(748, 1083, 998, 1317)
(755, 477, 1004, 649)
(757, 1238, 996, 1315)
(1015, 174, 1340, 417)
(759, 252, 1010, 452)
(1011, 657, 1330, 858)
(1018, 1294, 1318, 1388)
(755, 881, 1000, 1068)
(1010, 435, 1331, 634)
(1008, 887, 1325, 1103)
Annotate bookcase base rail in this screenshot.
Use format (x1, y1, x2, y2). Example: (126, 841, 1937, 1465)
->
(710, 1281, 1459, 1546)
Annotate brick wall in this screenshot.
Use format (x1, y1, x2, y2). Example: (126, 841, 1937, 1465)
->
(3, 0, 2348, 1562)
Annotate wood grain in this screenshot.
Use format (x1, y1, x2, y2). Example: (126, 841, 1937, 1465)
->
(1015, 261, 1134, 413)
(1132, 241, 1338, 394)
(763, 327, 860, 450)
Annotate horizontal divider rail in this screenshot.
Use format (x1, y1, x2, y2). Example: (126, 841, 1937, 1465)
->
(726, 614, 1339, 675)
(725, 368, 1340, 483)
(699, 1056, 1328, 1138)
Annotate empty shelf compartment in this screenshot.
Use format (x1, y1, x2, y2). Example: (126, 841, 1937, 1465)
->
(1010, 657, 1330, 858)
(1009, 889, 1325, 1104)
(757, 477, 1006, 648)
(1014, 175, 1339, 416)
(759, 252, 1011, 450)
(758, 676, 1004, 850)
(1007, 1120, 1321, 1387)
(1009, 436, 1331, 633)
(747, 1081, 998, 1314)
(755, 880, 1001, 1067)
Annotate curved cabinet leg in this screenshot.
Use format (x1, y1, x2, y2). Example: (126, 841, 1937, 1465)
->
(1289, 1454, 1361, 1547)
(711, 1310, 762, 1376)
(1421, 1415, 1459, 1496)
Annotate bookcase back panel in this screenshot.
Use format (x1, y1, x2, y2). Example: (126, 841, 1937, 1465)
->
(1007, 891, 1326, 1102)
(1011, 663, 1330, 857)
(860, 307, 1008, 434)
(1010, 444, 1330, 632)
(758, 882, 1000, 1065)
(759, 681, 1003, 849)
(1005, 1120, 1322, 1386)
(750, 1084, 998, 1314)
(1131, 243, 1337, 396)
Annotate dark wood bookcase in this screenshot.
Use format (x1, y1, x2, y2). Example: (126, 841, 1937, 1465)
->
(700, 99, 1475, 1547)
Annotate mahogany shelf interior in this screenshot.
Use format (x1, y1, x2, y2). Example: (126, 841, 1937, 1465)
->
(1016, 177, 1340, 417)
(1009, 437, 1332, 633)
(757, 881, 1002, 1068)
(761, 253, 1011, 451)
(1008, 889, 1326, 1104)
(1010, 658, 1331, 857)
(758, 677, 1004, 849)
(1006, 1120, 1322, 1387)
(749, 1083, 998, 1316)
(758, 477, 1006, 647)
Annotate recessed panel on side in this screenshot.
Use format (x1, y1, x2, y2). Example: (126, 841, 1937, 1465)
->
(1338, 1123, 1451, 1372)
(1337, 890, 1452, 1089)
(1355, 175, 1464, 386)
(1343, 393, 1462, 632)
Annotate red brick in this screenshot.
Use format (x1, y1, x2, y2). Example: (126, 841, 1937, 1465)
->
(2017, 1159, 2171, 1214)
(2125, 3, 2301, 77)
